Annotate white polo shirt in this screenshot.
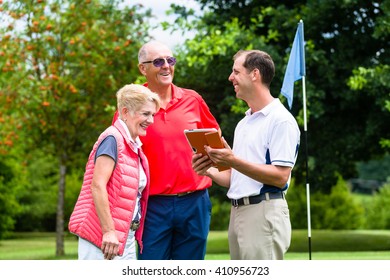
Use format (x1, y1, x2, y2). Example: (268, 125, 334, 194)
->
(227, 98, 300, 200)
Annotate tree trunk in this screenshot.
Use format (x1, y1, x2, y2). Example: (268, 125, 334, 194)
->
(56, 153, 67, 256)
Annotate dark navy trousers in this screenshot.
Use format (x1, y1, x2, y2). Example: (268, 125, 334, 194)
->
(138, 189, 211, 260)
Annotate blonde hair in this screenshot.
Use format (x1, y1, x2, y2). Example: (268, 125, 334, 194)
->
(116, 84, 160, 117)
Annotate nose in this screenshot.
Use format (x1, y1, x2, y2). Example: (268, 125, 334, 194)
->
(228, 72, 234, 82)
(162, 58, 170, 67)
(147, 114, 154, 123)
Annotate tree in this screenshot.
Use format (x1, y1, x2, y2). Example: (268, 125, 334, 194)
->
(170, 0, 390, 192)
(347, 0, 390, 151)
(0, 0, 151, 256)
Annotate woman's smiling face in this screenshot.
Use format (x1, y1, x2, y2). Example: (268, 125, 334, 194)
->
(126, 100, 158, 139)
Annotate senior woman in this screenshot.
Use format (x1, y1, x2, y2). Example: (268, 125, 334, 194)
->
(69, 84, 160, 260)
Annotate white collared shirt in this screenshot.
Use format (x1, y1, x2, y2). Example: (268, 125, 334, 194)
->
(227, 98, 300, 199)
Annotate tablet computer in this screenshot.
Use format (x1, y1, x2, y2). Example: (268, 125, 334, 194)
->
(184, 128, 229, 172)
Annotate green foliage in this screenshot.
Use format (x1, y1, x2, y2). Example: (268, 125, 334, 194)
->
(210, 177, 366, 231)
(322, 178, 365, 229)
(0, 167, 19, 238)
(348, 64, 390, 151)
(356, 153, 390, 182)
(0, 0, 150, 162)
(209, 196, 230, 230)
(0, 0, 151, 245)
(13, 150, 58, 232)
(171, 0, 390, 194)
(0, 149, 85, 233)
(64, 169, 84, 224)
(365, 181, 390, 229)
(0, 151, 25, 238)
(285, 179, 308, 229)
(288, 177, 364, 230)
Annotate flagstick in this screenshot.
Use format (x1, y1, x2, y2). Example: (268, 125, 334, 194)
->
(302, 75, 312, 260)
(281, 20, 311, 259)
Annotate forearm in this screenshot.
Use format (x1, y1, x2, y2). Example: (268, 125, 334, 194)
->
(207, 167, 231, 188)
(91, 182, 115, 233)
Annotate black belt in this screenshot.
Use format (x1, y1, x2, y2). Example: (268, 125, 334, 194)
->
(231, 192, 284, 207)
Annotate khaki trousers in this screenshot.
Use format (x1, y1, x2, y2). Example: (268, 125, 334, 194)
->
(228, 196, 291, 260)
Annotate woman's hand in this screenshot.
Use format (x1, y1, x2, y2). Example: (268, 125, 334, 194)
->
(101, 230, 119, 260)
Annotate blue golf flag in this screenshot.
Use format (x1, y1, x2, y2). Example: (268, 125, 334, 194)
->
(281, 20, 306, 109)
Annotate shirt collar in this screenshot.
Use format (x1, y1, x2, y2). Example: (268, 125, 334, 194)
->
(245, 98, 280, 117)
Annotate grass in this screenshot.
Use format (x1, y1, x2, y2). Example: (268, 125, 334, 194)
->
(0, 232, 78, 260)
(1, 230, 390, 260)
(291, 230, 390, 252)
(206, 229, 390, 260)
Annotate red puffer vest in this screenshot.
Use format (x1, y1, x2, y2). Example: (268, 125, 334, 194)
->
(68, 120, 149, 255)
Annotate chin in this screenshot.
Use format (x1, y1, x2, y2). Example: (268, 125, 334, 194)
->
(139, 131, 147, 137)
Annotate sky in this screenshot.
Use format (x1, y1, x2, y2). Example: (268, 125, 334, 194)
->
(132, 0, 202, 48)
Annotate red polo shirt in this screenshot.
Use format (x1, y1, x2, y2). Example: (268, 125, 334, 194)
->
(112, 83, 219, 195)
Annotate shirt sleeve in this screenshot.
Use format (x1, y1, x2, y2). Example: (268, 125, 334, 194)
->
(94, 135, 118, 164)
(270, 120, 300, 168)
(199, 97, 219, 129)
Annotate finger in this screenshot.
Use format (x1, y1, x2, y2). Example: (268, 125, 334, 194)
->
(104, 250, 110, 260)
(105, 246, 115, 260)
(102, 244, 109, 260)
(192, 153, 204, 163)
(194, 154, 209, 165)
(202, 160, 214, 171)
(194, 158, 212, 173)
(221, 137, 231, 149)
(101, 243, 107, 254)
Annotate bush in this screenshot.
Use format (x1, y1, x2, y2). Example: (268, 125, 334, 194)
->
(0, 177, 19, 239)
(64, 169, 84, 224)
(0, 159, 22, 239)
(209, 196, 230, 231)
(365, 181, 390, 229)
(322, 178, 364, 229)
(13, 150, 58, 232)
(286, 179, 309, 229)
(288, 177, 364, 230)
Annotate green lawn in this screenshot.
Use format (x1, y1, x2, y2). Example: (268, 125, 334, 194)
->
(206, 229, 390, 260)
(1, 230, 390, 260)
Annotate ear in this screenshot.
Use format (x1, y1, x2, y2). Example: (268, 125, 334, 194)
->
(252, 68, 260, 81)
(139, 63, 147, 76)
(120, 106, 129, 119)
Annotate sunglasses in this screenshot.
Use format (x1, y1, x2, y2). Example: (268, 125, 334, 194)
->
(142, 57, 177, 67)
